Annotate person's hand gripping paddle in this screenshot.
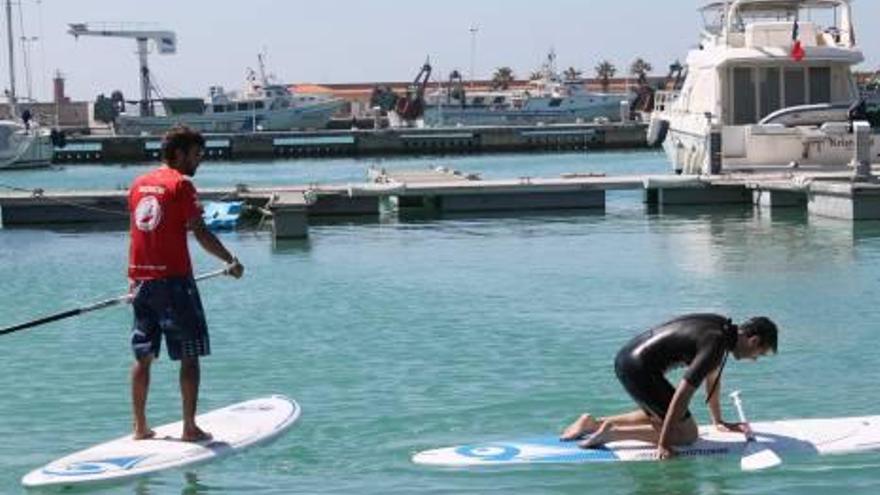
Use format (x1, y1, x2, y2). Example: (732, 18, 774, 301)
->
(730, 390, 782, 471)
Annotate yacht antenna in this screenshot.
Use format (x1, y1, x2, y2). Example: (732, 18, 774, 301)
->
(6, 0, 17, 113)
(17, 0, 36, 101)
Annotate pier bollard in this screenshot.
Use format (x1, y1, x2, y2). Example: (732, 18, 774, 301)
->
(851, 121, 873, 182)
(268, 192, 310, 240)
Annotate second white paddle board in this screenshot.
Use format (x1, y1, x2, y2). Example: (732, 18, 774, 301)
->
(22, 395, 300, 488)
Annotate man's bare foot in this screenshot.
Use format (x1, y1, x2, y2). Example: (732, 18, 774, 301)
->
(560, 413, 601, 441)
(181, 426, 213, 443)
(578, 421, 612, 449)
(133, 428, 156, 440)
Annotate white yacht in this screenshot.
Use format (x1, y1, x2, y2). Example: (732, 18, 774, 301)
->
(117, 63, 344, 135)
(423, 52, 628, 127)
(0, 0, 52, 170)
(648, 0, 877, 174)
(0, 120, 53, 169)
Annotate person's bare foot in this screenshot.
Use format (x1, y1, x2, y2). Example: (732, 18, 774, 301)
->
(181, 426, 212, 443)
(133, 428, 156, 440)
(578, 420, 612, 449)
(560, 413, 601, 441)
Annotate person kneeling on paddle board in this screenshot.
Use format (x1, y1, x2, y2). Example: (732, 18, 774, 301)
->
(560, 314, 777, 460)
(128, 126, 244, 442)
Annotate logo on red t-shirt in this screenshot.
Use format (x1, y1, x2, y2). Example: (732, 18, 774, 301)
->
(134, 195, 162, 232)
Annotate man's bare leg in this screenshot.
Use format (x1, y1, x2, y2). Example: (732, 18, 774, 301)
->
(561, 409, 654, 440)
(579, 418, 698, 449)
(180, 357, 211, 442)
(131, 356, 156, 440)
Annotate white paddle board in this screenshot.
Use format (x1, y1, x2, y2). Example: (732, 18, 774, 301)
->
(413, 415, 880, 466)
(22, 395, 300, 488)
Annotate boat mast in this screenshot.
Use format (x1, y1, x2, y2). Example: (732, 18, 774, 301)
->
(257, 52, 269, 86)
(6, 0, 17, 114)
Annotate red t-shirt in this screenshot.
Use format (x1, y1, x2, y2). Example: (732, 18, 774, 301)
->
(128, 166, 202, 280)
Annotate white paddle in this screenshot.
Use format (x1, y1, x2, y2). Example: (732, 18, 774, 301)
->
(730, 390, 782, 471)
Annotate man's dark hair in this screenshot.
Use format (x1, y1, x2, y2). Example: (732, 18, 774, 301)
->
(161, 125, 205, 163)
(739, 316, 778, 354)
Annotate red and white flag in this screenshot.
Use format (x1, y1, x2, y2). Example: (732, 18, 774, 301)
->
(791, 18, 805, 61)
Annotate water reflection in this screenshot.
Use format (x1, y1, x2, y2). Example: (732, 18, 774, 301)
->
(641, 202, 880, 276)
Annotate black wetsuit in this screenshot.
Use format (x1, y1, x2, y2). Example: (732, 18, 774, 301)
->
(614, 313, 737, 421)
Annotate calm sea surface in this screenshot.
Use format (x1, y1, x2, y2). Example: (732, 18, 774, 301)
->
(2, 151, 880, 494)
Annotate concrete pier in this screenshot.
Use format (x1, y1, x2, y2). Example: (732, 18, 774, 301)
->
(266, 192, 311, 239)
(807, 182, 880, 220)
(6, 167, 880, 242)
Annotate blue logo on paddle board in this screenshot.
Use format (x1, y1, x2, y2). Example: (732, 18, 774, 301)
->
(455, 444, 520, 461)
(43, 456, 149, 477)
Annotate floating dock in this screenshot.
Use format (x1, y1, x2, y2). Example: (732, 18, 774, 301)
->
(52, 122, 650, 164)
(3, 165, 880, 241)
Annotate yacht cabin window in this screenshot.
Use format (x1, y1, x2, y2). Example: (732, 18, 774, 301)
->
(255, 101, 265, 110)
(732, 68, 756, 125)
(728, 65, 843, 124)
(784, 69, 806, 107)
(809, 67, 831, 104)
(759, 68, 781, 119)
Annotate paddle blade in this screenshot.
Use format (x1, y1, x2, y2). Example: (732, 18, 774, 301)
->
(741, 442, 782, 471)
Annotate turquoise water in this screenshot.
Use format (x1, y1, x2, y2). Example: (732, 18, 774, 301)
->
(0, 150, 662, 191)
(2, 151, 880, 494)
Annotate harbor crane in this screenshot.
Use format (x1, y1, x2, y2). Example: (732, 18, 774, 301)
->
(67, 23, 176, 117)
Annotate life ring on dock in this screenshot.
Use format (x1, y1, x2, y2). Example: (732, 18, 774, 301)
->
(646, 118, 669, 147)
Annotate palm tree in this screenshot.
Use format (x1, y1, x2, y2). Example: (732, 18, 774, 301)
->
(595, 60, 617, 92)
(563, 66, 582, 81)
(630, 58, 653, 85)
(528, 70, 544, 81)
(491, 66, 515, 90)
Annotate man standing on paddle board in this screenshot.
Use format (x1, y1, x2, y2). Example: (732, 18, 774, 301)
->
(128, 126, 244, 442)
(561, 314, 777, 459)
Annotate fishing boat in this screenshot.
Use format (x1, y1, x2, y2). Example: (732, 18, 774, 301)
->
(647, 0, 878, 174)
(117, 55, 344, 135)
(423, 51, 628, 127)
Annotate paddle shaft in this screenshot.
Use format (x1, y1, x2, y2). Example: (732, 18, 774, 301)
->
(0, 268, 229, 336)
(730, 391, 755, 440)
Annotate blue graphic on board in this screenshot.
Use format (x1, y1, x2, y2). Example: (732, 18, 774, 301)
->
(453, 437, 619, 463)
(43, 455, 150, 476)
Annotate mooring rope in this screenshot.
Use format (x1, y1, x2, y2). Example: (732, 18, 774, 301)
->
(0, 181, 130, 218)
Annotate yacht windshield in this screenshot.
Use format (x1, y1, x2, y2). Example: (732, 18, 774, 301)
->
(701, 1, 844, 34)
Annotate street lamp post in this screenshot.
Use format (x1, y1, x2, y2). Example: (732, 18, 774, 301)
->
(469, 24, 479, 87)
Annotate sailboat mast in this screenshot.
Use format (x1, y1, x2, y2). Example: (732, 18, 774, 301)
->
(5, 0, 16, 111)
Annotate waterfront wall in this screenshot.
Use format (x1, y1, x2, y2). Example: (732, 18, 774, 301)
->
(53, 122, 650, 164)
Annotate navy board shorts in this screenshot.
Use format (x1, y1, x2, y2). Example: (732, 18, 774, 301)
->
(131, 276, 210, 361)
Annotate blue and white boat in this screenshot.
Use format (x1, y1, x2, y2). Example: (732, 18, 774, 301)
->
(421, 52, 628, 128)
